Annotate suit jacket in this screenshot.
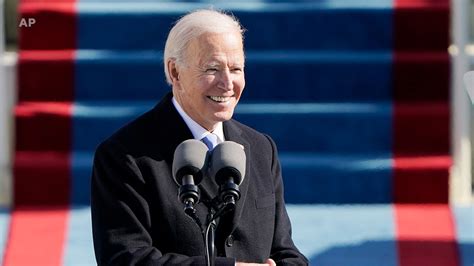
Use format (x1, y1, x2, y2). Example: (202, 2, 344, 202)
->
(91, 92, 308, 265)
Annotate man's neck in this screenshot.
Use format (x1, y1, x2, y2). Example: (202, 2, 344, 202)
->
(171, 96, 225, 142)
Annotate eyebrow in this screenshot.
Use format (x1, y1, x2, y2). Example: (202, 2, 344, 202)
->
(204, 62, 220, 68)
(201, 60, 244, 69)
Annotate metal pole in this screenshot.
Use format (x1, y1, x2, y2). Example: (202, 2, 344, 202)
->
(450, 0, 472, 204)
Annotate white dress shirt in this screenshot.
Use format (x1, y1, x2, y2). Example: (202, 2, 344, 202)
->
(172, 97, 225, 143)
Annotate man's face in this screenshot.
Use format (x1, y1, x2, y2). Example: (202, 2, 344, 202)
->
(173, 31, 245, 131)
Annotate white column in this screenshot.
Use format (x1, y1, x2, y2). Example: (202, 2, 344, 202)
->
(0, 0, 15, 207)
(0, 0, 8, 206)
(450, 0, 472, 204)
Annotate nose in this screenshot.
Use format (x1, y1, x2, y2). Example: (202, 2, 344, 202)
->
(217, 69, 234, 91)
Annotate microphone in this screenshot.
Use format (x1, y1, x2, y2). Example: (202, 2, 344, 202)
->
(172, 139, 209, 215)
(209, 141, 246, 209)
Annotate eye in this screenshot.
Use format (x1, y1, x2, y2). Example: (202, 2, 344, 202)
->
(206, 68, 218, 74)
(231, 67, 243, 73)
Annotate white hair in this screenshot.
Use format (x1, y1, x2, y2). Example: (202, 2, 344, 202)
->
(163, 9, 245, 85)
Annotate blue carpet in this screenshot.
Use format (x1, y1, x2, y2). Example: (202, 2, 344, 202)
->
(70, 151, 393, 205)
(286, 204, 397, 265)
(72, 101, 392, 153)
(453, 205, 474, 266)
(77, 1, 393, 50)
(64, 206, 96, 266)
(74, 50, 392, 102)
(58, 204, 401, 265)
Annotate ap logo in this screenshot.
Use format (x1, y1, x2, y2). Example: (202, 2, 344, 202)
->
(19, 18, 36, 28)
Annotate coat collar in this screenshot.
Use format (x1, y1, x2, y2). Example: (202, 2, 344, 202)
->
(222, 121, 251, 233)
(153, 92, 193, 152)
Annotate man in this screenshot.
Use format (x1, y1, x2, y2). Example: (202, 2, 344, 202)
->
(91, 9, 308, 265)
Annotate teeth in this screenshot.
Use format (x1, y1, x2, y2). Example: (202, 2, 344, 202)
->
(209, 96, 230, 102)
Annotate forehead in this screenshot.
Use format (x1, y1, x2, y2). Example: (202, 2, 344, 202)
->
(186, 32, 244, 64)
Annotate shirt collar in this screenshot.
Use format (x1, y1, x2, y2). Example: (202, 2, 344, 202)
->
(172, 97, 225, 143)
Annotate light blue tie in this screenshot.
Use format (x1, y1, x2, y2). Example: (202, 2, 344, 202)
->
(201, 133, 218, 150)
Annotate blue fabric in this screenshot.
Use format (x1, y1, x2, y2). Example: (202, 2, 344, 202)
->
(77, 1, 393, 51)
(201, 134, 218, 151)
(72, 101, 392, 153)
(280, 153, 392, 203)
(71, 101, 393, 204)
(234, 102, 392, 153)
(72, 101, 153, 152)
(69, 151, 392, 205)
(71, 151, 94, 205)
(73, 51, 392, 102)
(72, 0, 394, 206)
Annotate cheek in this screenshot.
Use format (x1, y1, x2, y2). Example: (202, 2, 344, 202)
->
(236, 77, 245, 95)
(198, 76, 216, 88)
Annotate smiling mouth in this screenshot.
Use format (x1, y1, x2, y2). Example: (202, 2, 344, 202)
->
(207, 96, 233, 103)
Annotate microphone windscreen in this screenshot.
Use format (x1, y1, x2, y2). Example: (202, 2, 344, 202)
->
(210, 141, 246, 185)
(172, 139, 209, 185)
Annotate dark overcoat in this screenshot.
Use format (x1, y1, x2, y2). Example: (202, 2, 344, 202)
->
(91, 93, 308, 265)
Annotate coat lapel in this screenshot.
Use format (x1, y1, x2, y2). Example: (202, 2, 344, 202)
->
(152, 92, 218, 205)
(152, 92, 194, 165)
(222, 120, 251, 233)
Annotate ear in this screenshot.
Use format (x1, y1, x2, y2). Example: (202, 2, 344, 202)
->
(167, 59, 180, 86)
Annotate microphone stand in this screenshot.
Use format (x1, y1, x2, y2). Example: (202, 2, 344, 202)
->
(182, 187, 239, 266)
(203, 199, 236, 266)
(205, 211, 217, 266)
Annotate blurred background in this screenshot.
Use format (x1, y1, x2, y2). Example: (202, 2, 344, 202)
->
(0, 0, 473, 265)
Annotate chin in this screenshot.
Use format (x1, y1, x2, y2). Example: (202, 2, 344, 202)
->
(224, 111, 235, 119)
(213, 114, 232, 123)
